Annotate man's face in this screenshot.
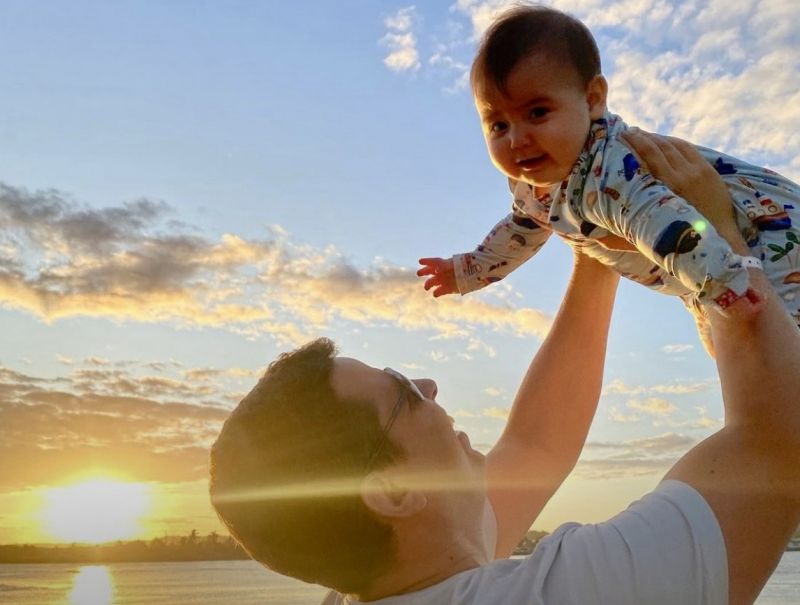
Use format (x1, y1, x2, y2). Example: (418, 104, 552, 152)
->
(475, 52, 604, 192)
(330, 358, 486, 502)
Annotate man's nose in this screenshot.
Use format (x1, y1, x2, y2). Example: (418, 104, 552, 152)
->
(415, 378, 438, 400)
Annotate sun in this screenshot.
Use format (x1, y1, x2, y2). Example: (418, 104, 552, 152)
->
(41, 479, 152, 543)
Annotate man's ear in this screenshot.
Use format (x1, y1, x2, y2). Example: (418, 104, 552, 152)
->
(586, 75, 608, 120)
(360, 472, 427, 519)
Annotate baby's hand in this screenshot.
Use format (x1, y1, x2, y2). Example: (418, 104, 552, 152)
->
(417, 257, 457, 297)
(720, 287, 765, 323)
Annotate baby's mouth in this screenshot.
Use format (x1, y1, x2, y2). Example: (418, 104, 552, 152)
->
(517, 155, 547, 170)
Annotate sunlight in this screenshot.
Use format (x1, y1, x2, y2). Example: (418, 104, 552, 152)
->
(68, 566, 115, 605)
(41, 479, 151, 543)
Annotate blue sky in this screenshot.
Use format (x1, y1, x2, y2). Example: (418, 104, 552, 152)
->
(0, 0, 798, 546)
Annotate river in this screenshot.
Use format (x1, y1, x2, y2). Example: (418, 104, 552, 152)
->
(0, 553, 797, 604)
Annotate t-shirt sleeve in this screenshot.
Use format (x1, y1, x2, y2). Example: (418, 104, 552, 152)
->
(529, 479, 728, 605)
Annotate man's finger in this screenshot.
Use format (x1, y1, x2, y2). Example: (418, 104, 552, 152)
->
(623, 129, 675, 177)
(663, 134, 705, 164)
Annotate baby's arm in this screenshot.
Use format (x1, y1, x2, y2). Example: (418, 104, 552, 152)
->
(581, 133, 757, 313)
(418, 211, 551, 297)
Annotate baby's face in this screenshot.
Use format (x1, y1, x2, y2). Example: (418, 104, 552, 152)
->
(474, 52, 606, 194)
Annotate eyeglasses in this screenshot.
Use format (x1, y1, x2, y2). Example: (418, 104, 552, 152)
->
(363, 368, 425, 472)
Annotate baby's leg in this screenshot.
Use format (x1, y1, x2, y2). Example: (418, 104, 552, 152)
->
(726, 173, 800, 331)
(757, 223, 800, 331)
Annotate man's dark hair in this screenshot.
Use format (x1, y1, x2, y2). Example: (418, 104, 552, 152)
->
(471, 4, 602, 96)
(209, 338, 403, 593)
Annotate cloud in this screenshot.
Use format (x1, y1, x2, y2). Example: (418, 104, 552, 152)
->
(381, 7, 421, 72)
(482, 406, 509, 419)
(602, 378, 646, 395)
(428, 351, 447, 362)
(649, 380, 714, 395)
(655, 405, 722, 430)
(577, 432, 699, 479)
(0, 183, 552, 347)
(483, 387, 504, 397)
(662, 343, 694, 354)
(604, 377, 714, 397)
(627, 397, 677, 417)
(0, 361, 243, 490)
(609, 406, 640, 423)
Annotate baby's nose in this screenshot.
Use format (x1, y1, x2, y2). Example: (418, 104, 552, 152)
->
(509, 123, 533, 148)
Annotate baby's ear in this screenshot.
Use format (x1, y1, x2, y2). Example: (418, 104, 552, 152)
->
(586, 75, 608, 120)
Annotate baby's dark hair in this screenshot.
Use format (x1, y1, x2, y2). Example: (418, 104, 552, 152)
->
(471, 4, 601, 96)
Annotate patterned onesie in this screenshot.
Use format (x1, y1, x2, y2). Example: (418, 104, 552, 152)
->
(453, 112, 800, 355)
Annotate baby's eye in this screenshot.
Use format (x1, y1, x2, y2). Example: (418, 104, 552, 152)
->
(490, 121, 508, 134)
(529, 107, 549, 119)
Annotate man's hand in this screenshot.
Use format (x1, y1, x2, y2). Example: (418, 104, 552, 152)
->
(621, 127, 764, 320)
(621, 127, 738, 241)
(417, 257, 458, 297)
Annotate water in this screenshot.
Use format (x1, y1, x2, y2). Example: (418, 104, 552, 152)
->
(0, 554, 797, 604)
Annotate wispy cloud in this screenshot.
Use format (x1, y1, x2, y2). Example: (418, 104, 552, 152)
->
(577, 432, 699, 479)
(627, 397, 677, 417)
(662, 343, 694, 354)
(0, 183, 552, 348)
(602, 378, 646, 395)
(381, 7, 421, 73)
(603, 377, 714, 397)
(482, 405, 509, 419)
(609, 406, 640, 423)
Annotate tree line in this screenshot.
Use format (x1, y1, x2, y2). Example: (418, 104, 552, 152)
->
(0, 531, 250, 564)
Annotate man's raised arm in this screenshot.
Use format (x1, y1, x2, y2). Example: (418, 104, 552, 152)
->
(486, 252, 619, 557)
(624, 128, 800, 605)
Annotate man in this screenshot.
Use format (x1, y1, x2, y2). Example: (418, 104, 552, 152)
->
(210, 248, 619, 596)
(210, 134, 800, 604)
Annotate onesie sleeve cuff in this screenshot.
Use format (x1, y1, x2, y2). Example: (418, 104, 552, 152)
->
(453, 252, 484, 295)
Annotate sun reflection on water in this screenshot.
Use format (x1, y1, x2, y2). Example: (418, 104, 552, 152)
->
(68, 566, 115, 605)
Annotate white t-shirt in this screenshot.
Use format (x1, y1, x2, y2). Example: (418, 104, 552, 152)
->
(327, 480, 727, 605)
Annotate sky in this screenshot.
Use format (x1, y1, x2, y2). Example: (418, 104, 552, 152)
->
(0, 0, 798, 550)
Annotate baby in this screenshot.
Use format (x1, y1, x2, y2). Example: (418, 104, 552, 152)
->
(418, 5, 800, 355)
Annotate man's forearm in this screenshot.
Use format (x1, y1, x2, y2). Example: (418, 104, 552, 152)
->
(503, 253, 618, 468)
(486, 253, 618, 556)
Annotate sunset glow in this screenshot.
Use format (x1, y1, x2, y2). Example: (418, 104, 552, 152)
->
(41, 480, 152, 543)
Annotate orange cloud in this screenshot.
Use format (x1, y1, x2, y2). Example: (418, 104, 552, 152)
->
(0, 183, 552, 348)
